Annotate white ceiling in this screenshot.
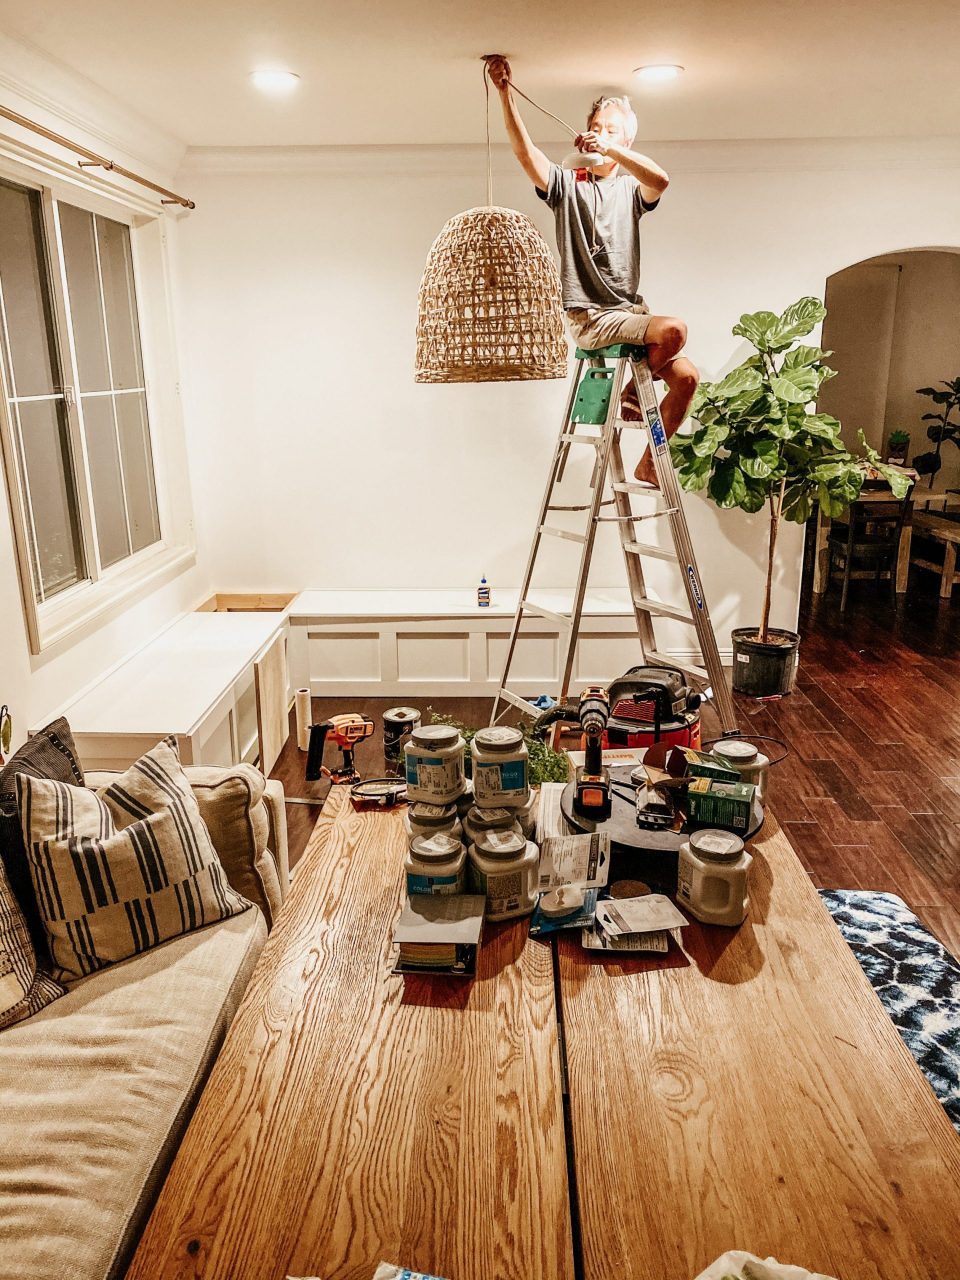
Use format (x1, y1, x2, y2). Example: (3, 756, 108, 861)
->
(0, 0, 958, 148)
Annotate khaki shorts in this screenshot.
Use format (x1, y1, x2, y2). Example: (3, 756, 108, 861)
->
(565, 301, 652, 352)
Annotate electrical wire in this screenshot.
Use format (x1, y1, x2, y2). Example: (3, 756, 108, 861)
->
(484, 60, 605, 256)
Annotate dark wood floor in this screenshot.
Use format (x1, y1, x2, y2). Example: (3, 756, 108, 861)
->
(271, 574, 960, 957)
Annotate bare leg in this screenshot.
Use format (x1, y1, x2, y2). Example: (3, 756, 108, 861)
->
(621, 316, 699, 485)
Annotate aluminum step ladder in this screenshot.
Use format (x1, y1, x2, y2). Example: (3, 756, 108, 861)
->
(490, 342, 739, 734)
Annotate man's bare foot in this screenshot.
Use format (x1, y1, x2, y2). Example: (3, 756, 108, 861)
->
(633, 450, 659, 487)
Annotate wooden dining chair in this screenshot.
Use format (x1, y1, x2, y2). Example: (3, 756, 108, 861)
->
(827, 491, 914, 613)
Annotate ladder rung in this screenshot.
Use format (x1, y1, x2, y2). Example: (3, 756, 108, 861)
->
(632, 596, 697, 624)
(522, 600, 572, 629)
(596, 509, 678, 523)
(496, 688, 539, 714)
(612, 481, 660, 495)
(539, 524, 587, 545)
(646, 649, 709, 682)
(623, 541, 678, 562)
(560, 433, 600, 446)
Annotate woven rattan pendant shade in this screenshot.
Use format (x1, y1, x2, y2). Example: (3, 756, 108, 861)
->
(415, 205, 568, 384)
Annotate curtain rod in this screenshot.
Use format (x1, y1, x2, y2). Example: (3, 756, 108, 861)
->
(0, 103, 195, 210)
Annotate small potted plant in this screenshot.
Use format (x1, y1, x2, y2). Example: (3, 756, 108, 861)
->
(911, 377, 960, 486)
(886, 429, 910, 465)
(671, 297, 910, 697)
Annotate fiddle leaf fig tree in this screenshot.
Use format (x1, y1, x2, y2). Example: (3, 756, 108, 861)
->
(670, 297, 911, 644)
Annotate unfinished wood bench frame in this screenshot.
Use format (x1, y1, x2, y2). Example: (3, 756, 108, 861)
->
(911, 510, 960, 598)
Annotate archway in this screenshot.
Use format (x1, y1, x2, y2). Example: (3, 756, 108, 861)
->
(818, 247, 960, 492)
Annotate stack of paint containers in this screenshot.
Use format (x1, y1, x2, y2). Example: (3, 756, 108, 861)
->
(402, 725, 468, 897)
(465, 727, 539, 920)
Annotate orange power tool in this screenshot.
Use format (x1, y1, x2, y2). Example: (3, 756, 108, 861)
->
(305, 713, 375, 785)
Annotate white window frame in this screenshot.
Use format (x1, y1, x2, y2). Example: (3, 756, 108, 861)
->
(0, 139, 195, 655)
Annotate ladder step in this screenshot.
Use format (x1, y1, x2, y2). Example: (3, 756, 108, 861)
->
(496, 688, 539, 715)
(539, 524, 587, 545)
(632, 596, 697, 624)
(612, 481, 661, 496)
(559, 433, 601, 446)
(622, 540, 678, 562)
(646, 649, 709, 682)
(522, 600, 573, 629)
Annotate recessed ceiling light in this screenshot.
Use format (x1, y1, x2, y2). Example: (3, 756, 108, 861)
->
(633, 64, 684, 83)
(249, 69, 301, 96)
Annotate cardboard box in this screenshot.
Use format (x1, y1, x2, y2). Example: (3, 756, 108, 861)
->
(686, 778, 756, 832)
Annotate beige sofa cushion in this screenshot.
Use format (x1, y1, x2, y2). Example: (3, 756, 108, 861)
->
(18, 738, 249, 985)
(0, 906, 266, 1280)
(186, 763, 284, 925)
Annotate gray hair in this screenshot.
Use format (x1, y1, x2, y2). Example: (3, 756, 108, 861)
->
(588, 95, 638, 142)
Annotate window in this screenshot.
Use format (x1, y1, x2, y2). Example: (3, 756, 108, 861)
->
(0, 170, 180, 650)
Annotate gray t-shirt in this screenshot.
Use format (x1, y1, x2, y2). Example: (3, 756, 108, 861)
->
(537, 162, 659, 311)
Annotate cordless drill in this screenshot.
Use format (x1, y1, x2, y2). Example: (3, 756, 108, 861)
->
(305, 713, 375, 785)
(574, 685, 612, 820)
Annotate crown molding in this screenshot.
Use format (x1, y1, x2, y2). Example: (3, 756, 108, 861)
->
(179, 135, 960, 181)
(0, 29, 186, 180)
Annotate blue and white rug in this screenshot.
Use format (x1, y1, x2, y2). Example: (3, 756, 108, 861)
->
(821, 889, 960, 1132)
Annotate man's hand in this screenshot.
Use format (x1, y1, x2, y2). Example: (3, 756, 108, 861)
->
(484, 55, 512, 93)
(575, 130, 608, 155)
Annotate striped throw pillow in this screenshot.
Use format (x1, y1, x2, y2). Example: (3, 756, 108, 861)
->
(17, 737, 249, 986)
(0, 861, 63, 1028)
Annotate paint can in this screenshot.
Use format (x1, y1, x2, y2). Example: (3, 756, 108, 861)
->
(383, 706, 421, 769)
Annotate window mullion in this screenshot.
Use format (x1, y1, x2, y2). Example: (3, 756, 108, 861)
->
(42, 189, 101, 583)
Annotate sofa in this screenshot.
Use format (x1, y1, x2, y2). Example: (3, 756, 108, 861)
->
(0, 759, 289, 1280)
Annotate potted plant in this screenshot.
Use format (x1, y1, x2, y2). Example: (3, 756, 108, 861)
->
(911, 377, 960, 486)
(671, 297, 910, 697)
(886, 428, 910, 464)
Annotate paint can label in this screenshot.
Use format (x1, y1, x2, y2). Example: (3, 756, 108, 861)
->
(406, 872, 463, 896)
(405, 754, 464, 799)
(473, 759, 528, 802)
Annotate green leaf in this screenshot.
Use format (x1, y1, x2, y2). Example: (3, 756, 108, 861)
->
(766, 297, 827, 351)
(770, 365, 820, 404)
(708, 463, 748, 508)
(711, 365, 764, 399)
(677, 453, 713, 492)
(799, 412, 842, 441)
(732, 310, 780, 351)
(740, 437, 781, 478)
(740, 479, 768, 513)
(780, 344, 828, 370)
(874, 464, 912, 498)
(691, 420, 729, 457)
(911, 450, 941, 476)
(783, 490, 813, 523)
(0, 708, 10, 757)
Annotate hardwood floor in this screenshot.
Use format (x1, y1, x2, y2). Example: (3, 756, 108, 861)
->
(271, 580, 960, 955)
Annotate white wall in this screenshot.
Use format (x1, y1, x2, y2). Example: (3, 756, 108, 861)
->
(821, 249, 960, 489)
(174, 137, 960, 654)
(0, 35, 210, 748)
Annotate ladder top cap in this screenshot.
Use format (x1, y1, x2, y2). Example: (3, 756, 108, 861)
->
(575, 343, 647, 359)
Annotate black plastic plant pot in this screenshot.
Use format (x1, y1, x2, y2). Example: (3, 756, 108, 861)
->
(731, 627, 800, 697)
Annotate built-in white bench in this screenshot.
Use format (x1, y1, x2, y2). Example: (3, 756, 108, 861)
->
(287, 588, 651, 699)
(35, 611, 288, 771)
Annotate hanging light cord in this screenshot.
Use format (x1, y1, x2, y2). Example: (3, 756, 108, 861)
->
(482, 60, 603, 256)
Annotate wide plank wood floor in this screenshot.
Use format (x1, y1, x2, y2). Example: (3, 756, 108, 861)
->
(271, 582, 960, 956)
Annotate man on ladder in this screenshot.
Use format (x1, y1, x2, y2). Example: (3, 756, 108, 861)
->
(486, 55, 699, 485)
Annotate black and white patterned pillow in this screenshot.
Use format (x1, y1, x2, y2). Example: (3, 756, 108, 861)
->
(0, 860, 63, 1029)
(18, 737, 250, 986)
(0, 717, 84, 963)
(822, 889, 960, 1132)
